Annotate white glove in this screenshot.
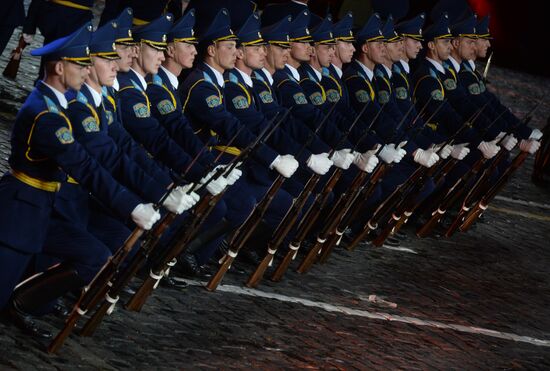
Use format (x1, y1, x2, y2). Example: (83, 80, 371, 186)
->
(413, 148, 439, 168)
(270, 154, 299, 178)
(477, 141, 500, 159)
(353, 148, 379, 173)
(519, 139, 541, 154)
(22, 33, 34, 44)
(450, 143, 470, 160)
(331, 148, 355, 170)
(307, 153, 333, 175)
(200, 167, 228, 196)
(224, 166, 242, 185)
(501, 134, 518, 151)
(378, 144, 397, 164)
(162, 185, 197, 214)
(439, 144, 453, 159)
(494, 131, 507, 142)
(529, 128, 543, 140)
(131, 203, 161, 230)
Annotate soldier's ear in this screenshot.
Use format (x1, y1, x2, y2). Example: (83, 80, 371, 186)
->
(207, 44, 217, 58)
(236, 47, 244, 60)
(451, 38, 460, 49)
(427, 40, 435, 52)
(54, 60, 65, 76)
(166, 43, 176, 58)
(361, 42, 369, 54)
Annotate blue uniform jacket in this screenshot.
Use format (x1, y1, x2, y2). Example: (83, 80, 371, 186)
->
(117, 69, 205, 182)
(0, 82, 141, 253)
(147, 67, 215, 169)
(180, 63, 278, 168)
(272, 65, 350, 150)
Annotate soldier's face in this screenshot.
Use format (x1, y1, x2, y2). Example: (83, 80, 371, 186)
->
(140, 43, 166, 74)
(434, 38, 452, 60)
(290, 42, 312, 62)
(62, 61, 90, 90)
(242, 45, 267, 70)
(404, 37, 422, 60)
(267, 45, 289, 70)
(115, 44, 136, 72)
(367, 41, 386, 64)
(92, 57, 119, 87)
(475, 38, 491, 58)
(214, 40, 238, 69)
(386, 41, 403, 62)
(173, 41, 197, 69)
(315, 44, 335, 67)
(455, 38, 477, 61)
(336, 40, 355, 64)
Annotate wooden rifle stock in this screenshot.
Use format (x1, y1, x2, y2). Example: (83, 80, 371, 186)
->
(460, 150, 529, 231)
(47, 228, 144, 353)
(246, 173, 322, 287)
(270, 168, 342, 282)
(2, 35, 28, 79)
(205, 176, 285, 291)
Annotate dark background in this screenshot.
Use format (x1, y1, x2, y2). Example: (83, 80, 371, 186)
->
(257, 0, 549, 77)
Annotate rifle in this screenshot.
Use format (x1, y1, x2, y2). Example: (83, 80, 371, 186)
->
(2, 35, 29, 80)
(206, 105, 336, 291)
(48, 134, 217, 349)
(127, 111, 287, 306)
(78, 136, 227, 336)
(482, 52, 493, 83)
(418, 99, 543, 238)
(444, 100, 543, 237)
(371, 101, 491, 246)
(296, 100, 412, 272)
(340, 98, 447, 253)
(459, 118, 550, 231)
(245, 103, 368, 287)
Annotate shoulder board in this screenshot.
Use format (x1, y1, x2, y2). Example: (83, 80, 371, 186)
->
(286, 73, 296, 82)
(429, 68, 438, 79)
(101, 86, 110, 98)
(375, 69, 385, 79)
(357, 70, 367, 81)
(43, 96, 60, 114)
(152, 74, 163, 86)
(202, 71, 215, 86)
(76, 91, 88, 104)
(462, 62, 473, 72)
(307, 71, 317, 82)
(442, 61, 450, 70)
(228, 72, 240, 84)
(253, 71, 265, 82)
(130, 79, 143, 91)
(322, 67, 331, 77)
(392, 64, 402, 74)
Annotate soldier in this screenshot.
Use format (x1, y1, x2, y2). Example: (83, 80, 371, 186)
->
(145, 10, 243, 275)
(0, 22, 160, 337)
(0, 0, 24, 56)
(180, 8, 301, 264)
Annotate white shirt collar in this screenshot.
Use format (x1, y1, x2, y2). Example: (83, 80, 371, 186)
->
(130, 67, 148, 90)
(382, 64, 392, 78)
(468, 59, 476, 71)
(235, 68, 253, 87)
(355, 60, 373, 81)
(205, 63, 225, 87)
(310, 66, 322, 81)
(112, 77, 119, 91)
(399, 59, 410, 74)
(331, 63, 343, 78)
(43, 82, 68, 109)
(84, 83, 102, 107)
(261, 68, 274, 86)
(426, 57, 445, 74)
(448, 56, 461, 73)
(160, 65, 179, 90)
(285, 63, 301, 81)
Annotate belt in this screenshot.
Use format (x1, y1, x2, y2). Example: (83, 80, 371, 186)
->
(211, 145, 241, 156)
(11, 170, 61, 192)
(50, 0, 92, 11)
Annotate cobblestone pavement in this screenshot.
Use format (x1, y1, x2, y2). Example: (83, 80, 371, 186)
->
(1, 24, 550, 370)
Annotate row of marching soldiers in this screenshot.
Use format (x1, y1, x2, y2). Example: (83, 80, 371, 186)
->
(0, 0, 544, 347)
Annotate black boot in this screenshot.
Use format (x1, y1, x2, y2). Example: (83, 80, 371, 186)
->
(10, 263, 85, 338)
(240, 221, 272, 266)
